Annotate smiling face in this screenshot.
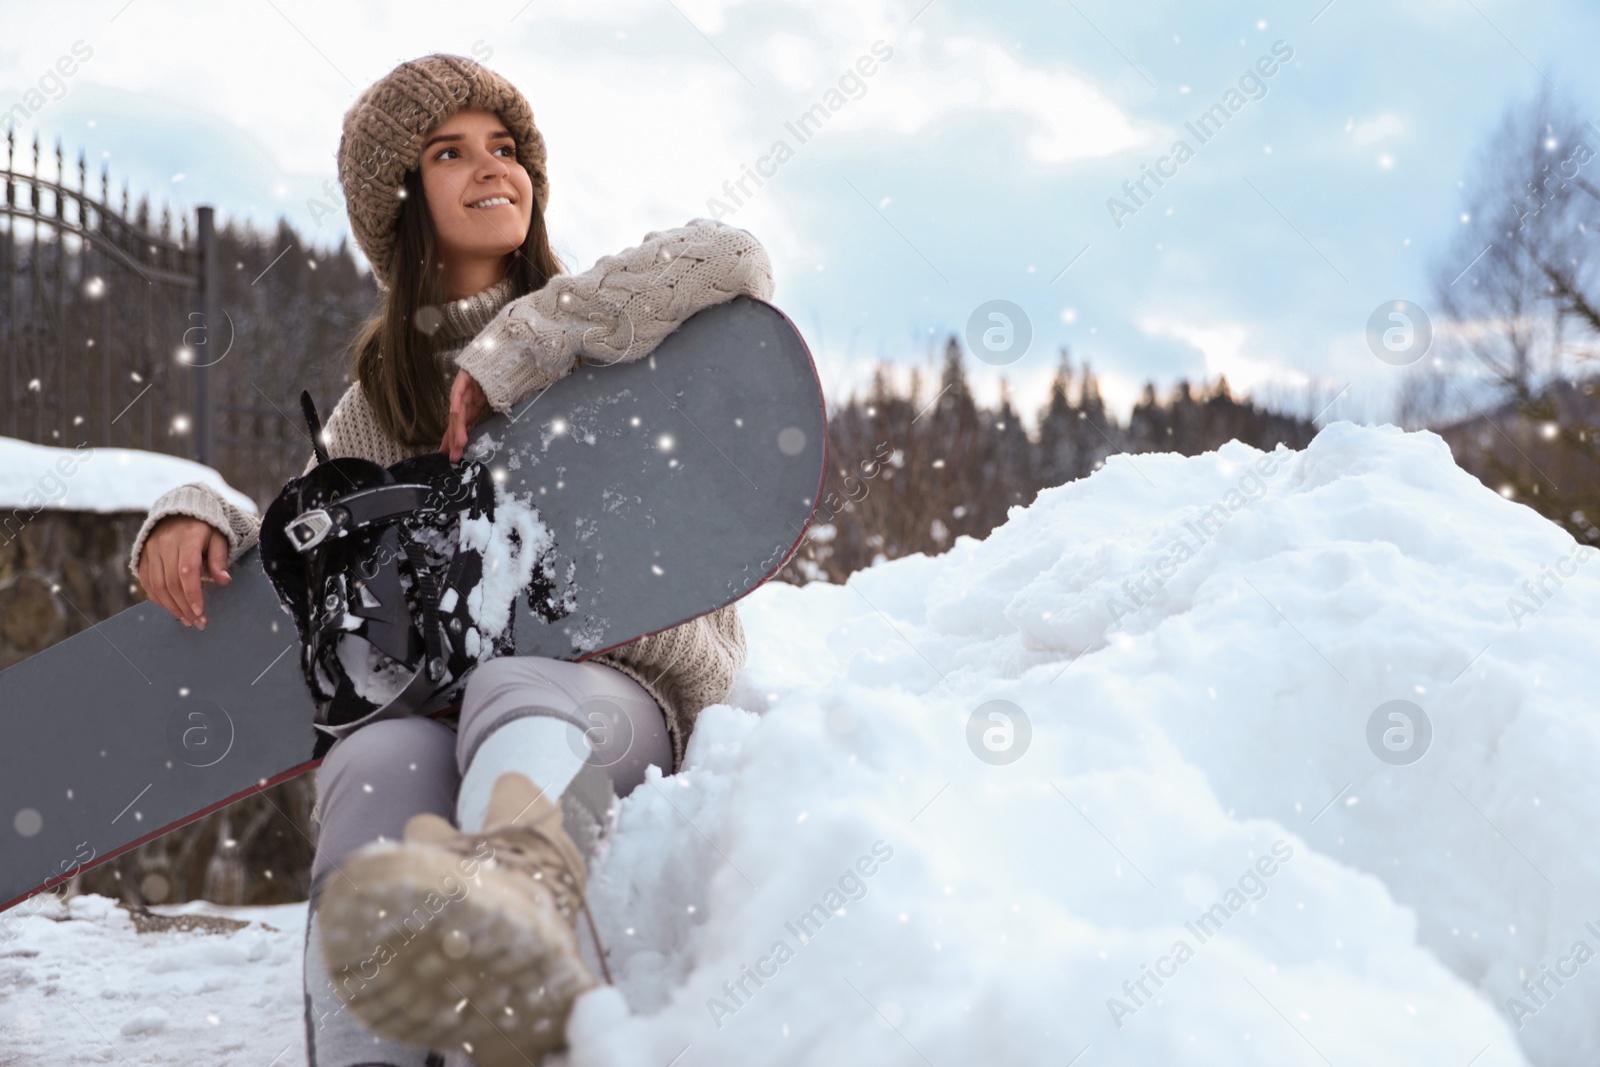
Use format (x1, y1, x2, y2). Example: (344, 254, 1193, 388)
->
(417, 107, 535, 294)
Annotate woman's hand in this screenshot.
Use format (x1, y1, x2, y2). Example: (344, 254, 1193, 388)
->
(441, 369, 489, 462)
(136, 516, 232, 629)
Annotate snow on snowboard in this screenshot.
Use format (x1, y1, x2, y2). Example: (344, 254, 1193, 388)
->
(0, 295, 824, 912)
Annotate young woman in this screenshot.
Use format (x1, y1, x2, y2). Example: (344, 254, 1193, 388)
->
(130, 53, 774, 1067)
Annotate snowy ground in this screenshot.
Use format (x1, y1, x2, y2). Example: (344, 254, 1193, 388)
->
(0, 894, 304, 1065)
(3, 423, 1596, 1066)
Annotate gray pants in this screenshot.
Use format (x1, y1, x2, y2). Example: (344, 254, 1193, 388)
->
(302, 656, 672, 1067)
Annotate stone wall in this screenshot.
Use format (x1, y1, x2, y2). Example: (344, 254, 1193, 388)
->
(0, 511, 148, 668)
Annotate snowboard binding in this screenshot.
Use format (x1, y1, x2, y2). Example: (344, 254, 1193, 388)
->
(261, 392, 510, 742)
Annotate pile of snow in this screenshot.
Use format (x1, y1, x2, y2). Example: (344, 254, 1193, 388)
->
(579, 422, 1594, 1067)
(0, 436, 256, 515)
(3, 423, 1595, 1066)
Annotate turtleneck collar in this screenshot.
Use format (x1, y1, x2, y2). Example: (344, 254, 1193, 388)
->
(433, 273, 519, 349)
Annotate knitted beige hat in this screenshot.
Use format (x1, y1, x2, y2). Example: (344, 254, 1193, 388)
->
(337, 53, 549, 291)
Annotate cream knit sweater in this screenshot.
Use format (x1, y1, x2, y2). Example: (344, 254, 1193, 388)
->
(129, 217, 775, 772)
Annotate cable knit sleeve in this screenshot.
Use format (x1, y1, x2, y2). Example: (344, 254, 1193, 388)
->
(587, 600, 748, 774)
(453, 217, 776, 415)
(125, 382, 393, 579)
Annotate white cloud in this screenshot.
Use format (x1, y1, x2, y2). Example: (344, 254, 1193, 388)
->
(1093, 366, 1147, 422)
(1345, 113, 1407, 145)
(852, 29, 1147, 165)
(1137, 314, 1281, 394)
(763, 31, 824, 92)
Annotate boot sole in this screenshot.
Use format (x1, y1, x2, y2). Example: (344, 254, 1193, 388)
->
(317, 842, 597, 1066)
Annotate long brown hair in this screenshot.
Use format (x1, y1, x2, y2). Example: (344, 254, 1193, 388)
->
(349, 163, 564, 449)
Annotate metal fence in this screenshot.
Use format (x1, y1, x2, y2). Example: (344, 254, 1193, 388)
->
(0, 128, 221, 465)
(1, 130, 371, 507)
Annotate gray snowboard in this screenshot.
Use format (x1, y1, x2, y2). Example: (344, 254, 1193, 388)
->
(0, 295, 824, 912)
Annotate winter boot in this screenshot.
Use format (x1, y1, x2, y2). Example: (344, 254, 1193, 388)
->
(316, 762, 616, 1066)
(303, 889, 475, 1066)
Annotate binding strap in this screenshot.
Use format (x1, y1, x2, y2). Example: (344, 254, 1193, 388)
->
(286, 484, 431, 553)
(301, 390, 330, 465)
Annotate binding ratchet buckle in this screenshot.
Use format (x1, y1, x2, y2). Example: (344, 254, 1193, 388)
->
(286, 508, 335, 552)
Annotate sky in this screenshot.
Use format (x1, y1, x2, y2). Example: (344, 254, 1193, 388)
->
(3, 0, 1598, 431)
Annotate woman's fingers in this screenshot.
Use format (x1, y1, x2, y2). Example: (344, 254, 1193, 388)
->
(152, 549, 191, 627)
(138, 555, 169, 621)
(443, 371, 466, 461)
(459, 377, 485, 460)
(158, 525, 206, 628)
(205, 528, 232, 586)
(440, 371, 490, 463)
(146, 551, 172, 622)
(173, 530, 208, 626)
